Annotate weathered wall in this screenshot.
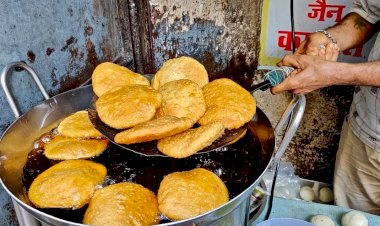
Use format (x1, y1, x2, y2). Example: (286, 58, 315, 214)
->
(0, 0, 135, 135)
(282, 87, 353, 182)
(150, 0, 262, 88)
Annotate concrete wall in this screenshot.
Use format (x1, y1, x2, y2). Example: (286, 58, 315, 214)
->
(0, 0, 134, 135)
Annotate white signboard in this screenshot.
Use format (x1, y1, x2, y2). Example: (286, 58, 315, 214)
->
(259, 0, 376, 68)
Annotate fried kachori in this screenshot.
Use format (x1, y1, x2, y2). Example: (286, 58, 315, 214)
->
(158, 168, 229, 220)
(157, 79, 206, 122)
(157, 121, 225, 158)
(92, 62, 149, 97)
(114, 116, 194, 145)
(151, 56, 209, 90)
(57, 110, 103, 138)
(28, 160, 106, 209)
(44, 136, 108, 160)
(83, 182, 159, 226)
(199, 78, 256, 129)
(96, 85, 162, 129)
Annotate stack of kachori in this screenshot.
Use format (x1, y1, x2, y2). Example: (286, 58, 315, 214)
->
(158, 168, 229, 220)
(28, 160, 107, 209)
(91, 57, 256, 159)
(44, 110, 109, 160)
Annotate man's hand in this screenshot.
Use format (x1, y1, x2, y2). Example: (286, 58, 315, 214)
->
(295, 32, 330, 56)
(296, 32, 340, 61)
(272, 55, 341, 94)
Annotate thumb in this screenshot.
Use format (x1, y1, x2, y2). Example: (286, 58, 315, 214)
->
(271, 79, 291, 94)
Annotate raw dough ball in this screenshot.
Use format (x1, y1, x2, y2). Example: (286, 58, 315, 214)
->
(319, 187, 334, 203)
(300, 186, 315, 201)
(310, 214, 335, 226)
(341, 210, 368, 226)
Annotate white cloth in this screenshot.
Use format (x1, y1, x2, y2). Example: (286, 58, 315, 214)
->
(348, 0, 380, 150)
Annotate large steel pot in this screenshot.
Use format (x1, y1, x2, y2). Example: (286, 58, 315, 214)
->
(0, 62, 306, 226)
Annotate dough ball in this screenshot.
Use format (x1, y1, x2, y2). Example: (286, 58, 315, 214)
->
(300, 186, 315, 202)
(341, 210, 368, 226)
(310, 214, 335, 226)
(319, 187, 334, 203)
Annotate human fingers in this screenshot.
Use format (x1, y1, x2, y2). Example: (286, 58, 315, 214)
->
(271, 81, 291, 94)
(295, 41, 307, 55)
(277, 54, 302, 68)
(305, 44, 319, 56)
(270, 70, 299, 94)
(325, 43, 339, 62)
(317, 44, 327, 59)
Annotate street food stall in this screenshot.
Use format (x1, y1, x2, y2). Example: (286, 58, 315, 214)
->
(0, 0, 379, 226)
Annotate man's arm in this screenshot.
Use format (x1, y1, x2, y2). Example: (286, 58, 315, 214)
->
(348, 61, 380, 86)
(296, 12, 375, 55)
(327, 12, 376, 51)
(273, 55, 380, 94)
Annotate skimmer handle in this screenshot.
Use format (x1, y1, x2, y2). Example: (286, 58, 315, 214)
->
(0, 62, 50, 118)
(273, 94, 306, 165)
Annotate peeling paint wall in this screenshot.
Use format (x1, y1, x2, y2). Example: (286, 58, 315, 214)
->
(0, 0, 133, 135)
(150, 0, 262, 88)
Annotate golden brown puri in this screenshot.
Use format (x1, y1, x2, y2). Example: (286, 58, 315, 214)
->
(114, 116, 194, 145)
(199, 78, 256, 129)
(158, 79, 206, 123)
(96, 85, 162, 129)
(28, 160, 106, 209)
(44, 136, 109, 160)
(83, 182, 159, 226)
(57, 110, 103, 138)
(197, 106, 245, 130)
(151, 56, 209, 90)
(158, 168, 229, 221)
(157, 121, 225, 158)
(92, 62, 149, 97)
